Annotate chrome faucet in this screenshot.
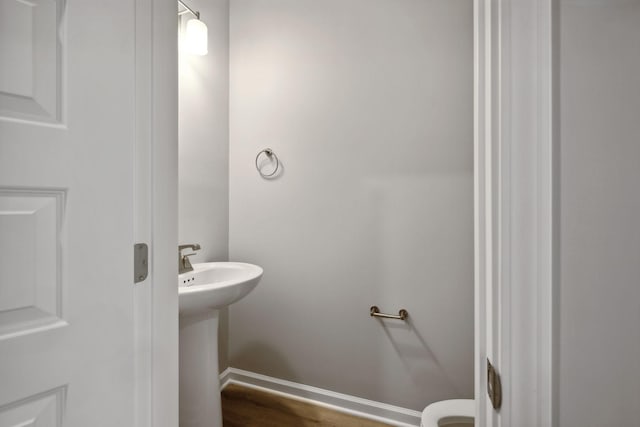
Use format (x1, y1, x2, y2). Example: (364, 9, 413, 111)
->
(178, 244, 201, 274)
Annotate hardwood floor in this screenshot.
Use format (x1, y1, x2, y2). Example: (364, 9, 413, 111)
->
(221, 384, 394, 427)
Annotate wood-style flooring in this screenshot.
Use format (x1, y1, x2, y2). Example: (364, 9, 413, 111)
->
(221, 384, 393, 427)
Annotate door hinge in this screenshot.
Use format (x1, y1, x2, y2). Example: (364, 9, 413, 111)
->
(134, 243, 148, 283)
(487, 358, 502, 411)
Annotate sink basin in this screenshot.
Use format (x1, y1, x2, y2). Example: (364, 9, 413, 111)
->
(178, 262, 263, 315)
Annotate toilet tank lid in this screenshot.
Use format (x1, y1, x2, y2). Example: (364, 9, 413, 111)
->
(421, 399, 475, 426)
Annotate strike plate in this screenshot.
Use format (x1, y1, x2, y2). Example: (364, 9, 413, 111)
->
(134, 243, 148, 283)
(487, 358, 502, 411)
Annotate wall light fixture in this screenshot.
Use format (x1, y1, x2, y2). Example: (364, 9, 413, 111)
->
(179, 0, 208, 56)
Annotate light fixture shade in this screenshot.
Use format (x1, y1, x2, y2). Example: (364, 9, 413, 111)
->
(184, 18, 208, 55)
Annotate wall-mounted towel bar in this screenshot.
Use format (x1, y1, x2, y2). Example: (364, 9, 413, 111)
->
(370, 306, 409, 321)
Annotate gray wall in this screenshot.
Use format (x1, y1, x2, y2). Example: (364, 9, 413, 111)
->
(179, 0, 230, 263)
(559, 0, 640, 425)
(228, 0, 474, 410)
(178, 0, 230, 369)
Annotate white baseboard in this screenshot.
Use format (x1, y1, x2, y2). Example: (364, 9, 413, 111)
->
(219, 368, 421, 427)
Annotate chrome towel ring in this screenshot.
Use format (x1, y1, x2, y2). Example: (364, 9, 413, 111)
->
(255, 148, 280, 177)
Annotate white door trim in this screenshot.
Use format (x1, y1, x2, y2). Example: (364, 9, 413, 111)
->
(134, 0, 179, 426)
(133, 0, 557, 425)
(474, 0, 555, 426)
(150, 0, 179, 425)
(473, 0, 490, 424)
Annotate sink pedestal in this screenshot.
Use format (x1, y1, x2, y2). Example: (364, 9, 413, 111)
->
(179, 310, 222, 427)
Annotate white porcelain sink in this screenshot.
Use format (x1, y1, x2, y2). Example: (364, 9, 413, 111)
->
(178, 262, 263, 315)
(178, 261, 263, 427)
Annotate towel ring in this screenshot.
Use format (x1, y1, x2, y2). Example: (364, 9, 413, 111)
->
(255, 148, 280, 177)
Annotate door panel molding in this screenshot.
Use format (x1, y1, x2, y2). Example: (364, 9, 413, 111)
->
(0, 0, 65, 124)
(0, 385, 66, 427)
(0, 187, 66, 340)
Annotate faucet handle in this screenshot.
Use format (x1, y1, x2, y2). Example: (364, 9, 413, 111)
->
(179, 243, 201, 252)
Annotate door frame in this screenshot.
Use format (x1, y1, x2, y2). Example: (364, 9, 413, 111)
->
(132, 0, 559, 425)
(134, 0, 179, 426)
(474, 0, 556, 426)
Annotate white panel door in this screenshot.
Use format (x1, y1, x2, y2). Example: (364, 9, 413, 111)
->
(0, 0, 138, 425)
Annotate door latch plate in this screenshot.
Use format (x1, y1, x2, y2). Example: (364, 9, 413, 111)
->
(134, 243, 148, 283)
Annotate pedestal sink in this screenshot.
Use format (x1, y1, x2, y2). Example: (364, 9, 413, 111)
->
(179, 262, 263, 427)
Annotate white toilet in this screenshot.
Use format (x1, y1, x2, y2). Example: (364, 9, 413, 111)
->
(420, 399, 475, 427)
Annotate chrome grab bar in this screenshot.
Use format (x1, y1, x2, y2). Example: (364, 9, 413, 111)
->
(370, 306, 409, 321)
